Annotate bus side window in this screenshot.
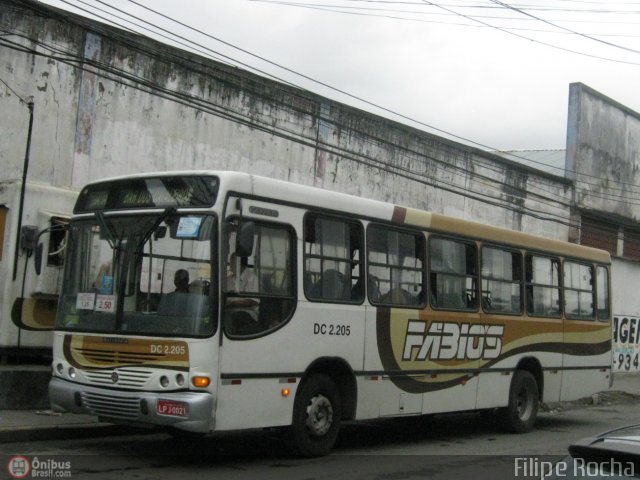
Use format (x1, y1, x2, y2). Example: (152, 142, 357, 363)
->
(224, 221, 295, 336)
(481, 246, 523, 315)
(304, 214, 364, 303)
(563, 261, 595, 320)
(525, 255, 561, 318)
(429, 237, 477, 311)
(367, 225, 425, 308)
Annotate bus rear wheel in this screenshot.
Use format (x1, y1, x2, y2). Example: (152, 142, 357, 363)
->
(289, 374, 342, 457)
(501, 370, 539, 433)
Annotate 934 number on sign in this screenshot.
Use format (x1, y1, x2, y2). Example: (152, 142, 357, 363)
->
(617, 353, 639, 371)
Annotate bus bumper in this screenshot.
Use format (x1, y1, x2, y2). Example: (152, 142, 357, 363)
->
(49, 377, 213, 433)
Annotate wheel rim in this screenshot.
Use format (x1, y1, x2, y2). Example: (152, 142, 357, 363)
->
(516, 384, 533, 420)
(305, 394, 333, 437)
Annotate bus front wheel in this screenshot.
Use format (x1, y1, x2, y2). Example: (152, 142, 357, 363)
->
(501, 370, 539, 433)
(289, 374, 342, 457)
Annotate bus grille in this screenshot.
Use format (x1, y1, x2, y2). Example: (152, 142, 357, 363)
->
(80, 391, 140, 419)
(74, 347, 164, 365)
(84, 369, 153, 388)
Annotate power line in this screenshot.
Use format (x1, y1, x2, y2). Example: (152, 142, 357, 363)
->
(248, 0, 640, 40)
(6, 0, 640, 208)
(116, 0, 640, 187)
(6, 0, 640, 205)
(421, 0, 640, 65)
(490, 0, 640, 56)
(1, 26, 634, 221)
(38, 0, 629, 193)
(0, 74, 29, 104)
(325, 0, 640, 15)
(59, 0, 240, 69)
(252, 0, 640, 22)
(0, 29, 573, 222)
(3, 1, 640, 223)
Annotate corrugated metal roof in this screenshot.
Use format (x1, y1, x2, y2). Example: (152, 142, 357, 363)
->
(493, 149, 566, 176)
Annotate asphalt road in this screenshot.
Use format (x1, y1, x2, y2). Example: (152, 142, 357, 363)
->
(3, 400, 640, 480)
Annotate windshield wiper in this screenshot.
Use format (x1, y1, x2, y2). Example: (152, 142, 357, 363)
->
(95, 211, 120, 250)
(134, 207, 177, 254)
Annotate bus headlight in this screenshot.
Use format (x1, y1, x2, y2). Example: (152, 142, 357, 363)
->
(68, 367, 76, 379)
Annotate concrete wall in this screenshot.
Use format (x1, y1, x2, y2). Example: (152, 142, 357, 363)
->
(567, 82, 640, 220)
(0, 0, 571, 233)
(567, 84, 640, 373)
(612, 258, 640, 319)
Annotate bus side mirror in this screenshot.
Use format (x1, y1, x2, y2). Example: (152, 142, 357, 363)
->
(32, 222, 69, 275)
(34, 242, 44, 275)
(236, 221, 255, 258)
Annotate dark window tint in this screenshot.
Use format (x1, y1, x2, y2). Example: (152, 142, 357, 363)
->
(75, 176, 219, 213)
(481, 247, 522, 314)
(224, 220, 295, 336)
(525, 255, 561, 318)
(429, 237, 477, 311)
(304, 215, 363, 303)
(367, 225, 425, 307)
(563, 261, 595, 320)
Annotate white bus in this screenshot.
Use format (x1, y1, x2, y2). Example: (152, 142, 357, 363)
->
(43, 171, 612, 456)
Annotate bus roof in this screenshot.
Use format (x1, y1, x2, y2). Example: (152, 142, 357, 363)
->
(397, 207, 610, 264)
(79, 170, 611, 264)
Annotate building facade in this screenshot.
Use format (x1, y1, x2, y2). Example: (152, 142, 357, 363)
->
(0, 0, 637, 371)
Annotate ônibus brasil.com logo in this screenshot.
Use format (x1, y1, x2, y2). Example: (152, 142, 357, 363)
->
(7, 455, 72, 478)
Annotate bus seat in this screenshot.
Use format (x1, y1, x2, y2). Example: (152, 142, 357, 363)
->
(440, 292, 466, 310)
(158, 292, 190, 316)
(320, 269, 349, 300)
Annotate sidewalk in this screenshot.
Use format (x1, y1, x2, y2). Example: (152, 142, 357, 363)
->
(541, 372, 640, 412)
(608, 372, 640, 396)
(0, 373, 639, 444)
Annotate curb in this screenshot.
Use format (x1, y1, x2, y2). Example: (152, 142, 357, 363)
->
(541, 390, 640, 413)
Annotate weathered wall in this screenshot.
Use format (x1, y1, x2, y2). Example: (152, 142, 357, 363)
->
(567, 84, 640, 373)
(567, 82, 640, 220)
(0, 0, 580, 350)
(0, 2, 81, 188)
(612, 258, 640, 318)
(0, 0, 572, 236)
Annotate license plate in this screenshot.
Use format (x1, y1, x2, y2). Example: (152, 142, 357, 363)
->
(156, 400, 189, 418)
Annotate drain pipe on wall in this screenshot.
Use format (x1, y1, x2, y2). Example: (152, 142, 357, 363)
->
(12, 99, 35, 282)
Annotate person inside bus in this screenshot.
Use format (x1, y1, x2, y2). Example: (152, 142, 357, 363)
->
(173, 269, 190, 293)
(158, 269, 190, 316)
(225, 253, 260, 332)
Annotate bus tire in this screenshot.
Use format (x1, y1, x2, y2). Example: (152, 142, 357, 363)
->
(289, 374, 342, 457)
(501, 370, 539, 433)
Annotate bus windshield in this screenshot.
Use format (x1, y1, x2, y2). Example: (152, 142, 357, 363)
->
(56, 212, 216, 337)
